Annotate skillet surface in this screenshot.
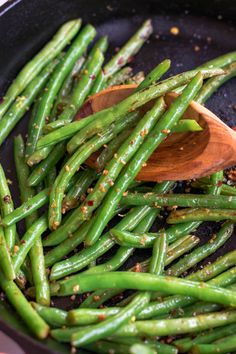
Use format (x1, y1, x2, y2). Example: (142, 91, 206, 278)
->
(0, 0, 236, 353)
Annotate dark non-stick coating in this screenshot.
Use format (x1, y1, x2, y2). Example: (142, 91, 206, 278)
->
(0, 0, 236, 353)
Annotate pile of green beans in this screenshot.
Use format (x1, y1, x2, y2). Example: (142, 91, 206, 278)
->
(0, 16, 236, 354)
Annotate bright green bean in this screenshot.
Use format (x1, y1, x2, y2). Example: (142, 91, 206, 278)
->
(103, 19, 153, 78)
(1, 189, 49, 227)
(71, 292, 150, 346)
(167, 221, 234, 276)
(12, 216, 47, 273)
(27, 142, 66, 187)
(167, 208, 236, 223)
(31, 302, 67, 328)
(116, 310, 236, 338)
(0, 60, 57, 147)
(0, 19, 81, 118)
(0, 164, 16, 250)
(0, 274, 49, 339)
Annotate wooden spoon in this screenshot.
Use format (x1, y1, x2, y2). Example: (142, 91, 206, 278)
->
(76, 84, 236, 182)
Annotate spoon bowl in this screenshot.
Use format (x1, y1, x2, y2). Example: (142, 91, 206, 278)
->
(76, 84, 236, 181)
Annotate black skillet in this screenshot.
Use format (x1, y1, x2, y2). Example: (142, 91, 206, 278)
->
(0, 0, 236, 353)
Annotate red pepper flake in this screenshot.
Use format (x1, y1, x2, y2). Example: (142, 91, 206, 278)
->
(87, 200, 94, 206)
(20, 240, 26, 245)
(115, 47, 120, 53)
(133, 263, 142, 272)
(128, 55, 134, 63)
(89, 73, 96, 80)
(117, 57, 124, 65)
(0, 97, 4, 104)
(217, 180, 223, 187)
(3, 195, 11, 203)
(98, 314, 106, 321)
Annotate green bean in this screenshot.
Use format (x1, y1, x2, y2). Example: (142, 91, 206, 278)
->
(81, 234, 199, 309)
(1, 189, 49, 227)
(0, 60, 58, 147)
(96, 129, 133, 172)
(31, 302, 67, 328)
(198, 51, 236, 69)
(71, 292, 150, 346)
(176, 301, 221, 318)
(62, 167, 97, 211)
(0, 227, 15, 280)
(14, 136, 50, 306)
(51, 56, 85, 110)
(121, 191, 236, 209)
(49, 206, 153, 278)
(37, 114, 101, 149)
(103, 20, 153, 78)
(14, 136, 36, 209)
(60, 98, 164, 229)
(49, 220, 199, 281)
(0, 19, 81, 118)
(175, 323, 236, 353)
(12, 216, 47, 273)
(191, 334, 236, 354)
(85, 72, 203, 246)
(24, 24, 96, 158)
(90, 70, 106, 94)
(65, 267, 236, 327)
(82, 182, 173, 306)
(167, 221, 234, 276)
(84, 246, 134, 274)
(191, 178, 236, 196)
(67, 307, 119, 326)
(137, 59, 171, 90)
(150, 233, 167, 274)
(130, 344, 157, 354)
(139, 252, 236, 320)
(166, 235, 200, 266)
(106, 67, 133, 86)
(0, 164, 16, 250)
(27, 49, 104, 165)
(45, 166, 57, 188)
(168, 208, 236, 223)
(116, 310, 236, 338)
(52, 272, 236, 309)
(196, 62, 236, 104)
(0, 274, 49, 339)
(44, 221, 92, 267)
(30, 236, 50, 306)
(48, 111, 141, 230)
(111, 338, 177, 354)
(27, 142, 66, 187)
(52, 44, 105, 124)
